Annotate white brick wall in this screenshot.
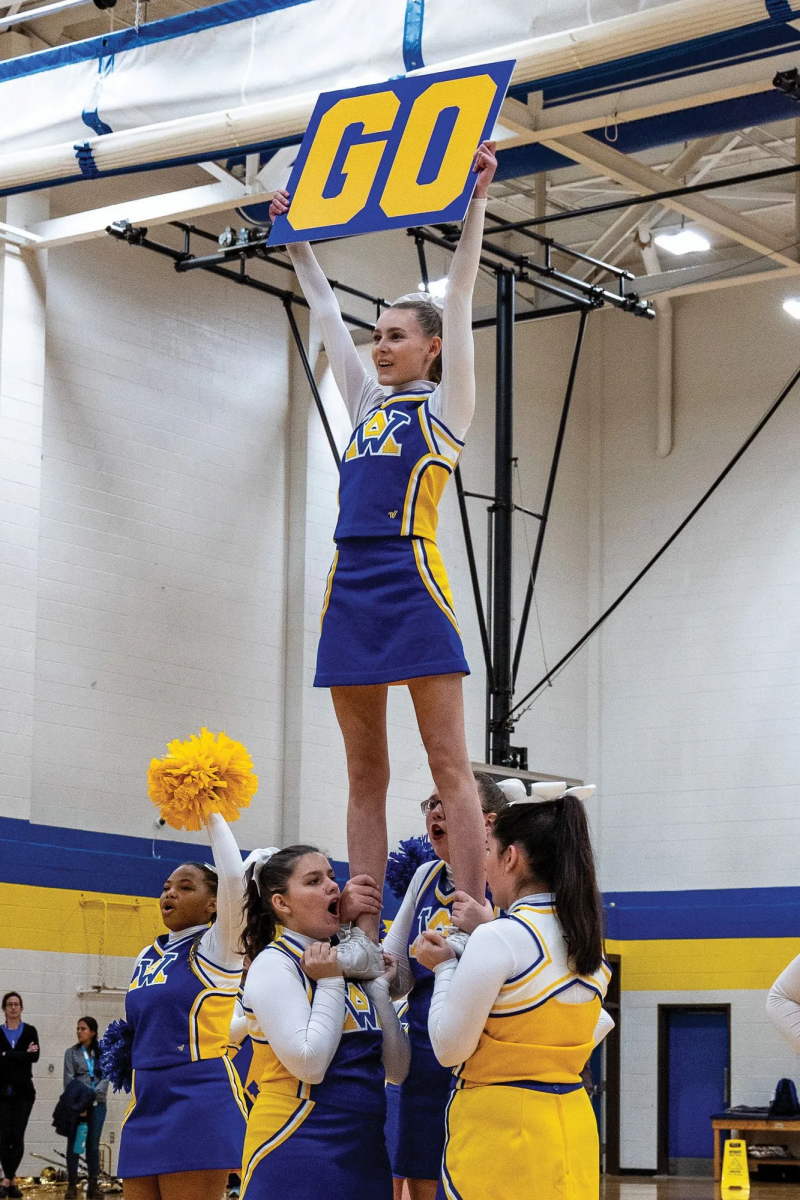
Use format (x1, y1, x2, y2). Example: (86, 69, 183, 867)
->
(0, 192, 49, 822)
(590, 280, 800, 891)
(32, 228, 288, 850)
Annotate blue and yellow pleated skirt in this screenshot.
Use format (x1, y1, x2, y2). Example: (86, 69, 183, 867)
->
(118, 1057, 248, 1177)
(437, 1082, 598, 1200)
(241, 1088, 392, 1199)
(385, 1035, 452, 1180)
(315, 537, 469, 687)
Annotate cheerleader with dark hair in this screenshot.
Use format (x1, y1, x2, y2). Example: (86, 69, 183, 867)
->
(383, 772, 516, 1199)
(417, 784, 614, 1200)
(118, 727, 263, 1200)
(118, 812, 249, 1200)
(269, 141, 498, 979)
(238, 846, 409, 1199)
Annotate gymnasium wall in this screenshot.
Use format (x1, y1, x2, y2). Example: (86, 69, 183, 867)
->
(2, 173, 800, 1177)
(590, 279, 800, 1168)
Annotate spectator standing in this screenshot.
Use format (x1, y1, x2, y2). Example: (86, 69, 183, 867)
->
(0, 991, 39, 1199)
(63, 1017, 108, 1199)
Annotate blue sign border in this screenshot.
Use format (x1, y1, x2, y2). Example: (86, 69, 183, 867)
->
(269, 59, 515, 245)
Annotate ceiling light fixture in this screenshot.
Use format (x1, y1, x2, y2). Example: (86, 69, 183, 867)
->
(782, 298, 800, 320)
(653, 229, 711, 255)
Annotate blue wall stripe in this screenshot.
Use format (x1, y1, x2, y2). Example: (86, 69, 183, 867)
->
(0, 816, 397, 916)
(605, 888, 800, 941)
(1, 818, 797, 936)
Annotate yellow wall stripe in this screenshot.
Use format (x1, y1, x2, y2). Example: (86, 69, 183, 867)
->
(606, 937, 800, 992)
(2, 882, 798, 996)
(0, 881, 162, 958)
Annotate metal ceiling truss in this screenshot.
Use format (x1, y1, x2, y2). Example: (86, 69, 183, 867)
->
(107, 207, 656, 766)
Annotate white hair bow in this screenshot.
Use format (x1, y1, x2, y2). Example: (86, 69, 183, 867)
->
(506, 781, 596, 806)
(497, 778, 528, 804)
(242, 847, 280, 894)
(392, 290, 445, 311)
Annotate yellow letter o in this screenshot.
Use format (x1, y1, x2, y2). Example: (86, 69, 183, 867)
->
(379, 75, 497, 219)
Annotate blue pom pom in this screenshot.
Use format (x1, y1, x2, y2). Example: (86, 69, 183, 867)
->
(385, 835, 437, 899)
(99, 1019, 135, 1093)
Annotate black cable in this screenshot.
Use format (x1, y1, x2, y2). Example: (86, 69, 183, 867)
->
(508, 357, 800, 718)
(487, 161, 800, 233)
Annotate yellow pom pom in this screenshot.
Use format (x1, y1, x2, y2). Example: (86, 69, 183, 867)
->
(148, 728, 258, 831)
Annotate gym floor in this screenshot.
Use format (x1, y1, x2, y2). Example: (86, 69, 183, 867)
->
(14, 1181, 791, 1198)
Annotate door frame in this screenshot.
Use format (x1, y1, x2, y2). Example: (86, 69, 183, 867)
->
(604, 953, 621, 1175)
(657, 1003, 731, 1176)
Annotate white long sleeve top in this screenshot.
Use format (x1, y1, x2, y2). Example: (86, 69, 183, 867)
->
(427, 894, 613, 1070)
(242, 929, 410, 1086)
(767, 954, 800, 1051)
(286, 198, 487, 440)
(134, 811, 246, 972)
(382, 858, 454, 1001)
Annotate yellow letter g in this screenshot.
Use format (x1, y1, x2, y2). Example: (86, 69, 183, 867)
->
(288, 92, 400, 232)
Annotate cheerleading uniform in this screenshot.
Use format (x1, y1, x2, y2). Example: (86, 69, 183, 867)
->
(229, 999, 267, 1112)
(767, 954, 800, 1050)
(428, 894, 613, 1200)
(118, 814, 248, 1178)
(239, 929, 409, 1199)
(287, 198, 487, 688)
(382, 858, 457, 1180)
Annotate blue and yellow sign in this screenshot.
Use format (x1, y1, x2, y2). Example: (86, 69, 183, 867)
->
(269, 60, 515, 245)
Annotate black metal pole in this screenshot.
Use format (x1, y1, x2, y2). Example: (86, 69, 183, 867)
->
(283, 299, 341, 467)
(489, 268, 515, 765)
(512, 309, 588, 684)
(454, 466, 494, 689)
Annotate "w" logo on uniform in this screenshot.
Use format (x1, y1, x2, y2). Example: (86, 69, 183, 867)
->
(345, 408, 412, 461)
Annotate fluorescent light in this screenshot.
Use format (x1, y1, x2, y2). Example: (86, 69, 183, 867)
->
(653, 229, 711, 255)
(419, 277, 448, 301)
(783, 298, 800, 320)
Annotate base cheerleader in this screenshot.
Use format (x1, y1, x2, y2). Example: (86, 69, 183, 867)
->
(768, 953, 800, 1049)
(383, 773, 513, 1199)
(417, 783, 614, 1200)
(118, 811, 248, 1200)
(269, 141, 498, 976)
(239, 845, 410, 1199)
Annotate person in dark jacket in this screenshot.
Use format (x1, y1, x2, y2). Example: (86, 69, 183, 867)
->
(0, 992, 39, 1199)
(62, 1017, 108, 1200)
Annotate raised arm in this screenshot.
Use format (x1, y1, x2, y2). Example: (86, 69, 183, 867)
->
(200, 812, 246, 970)
(430, 141, 496, 442)
(244, 948, 346, 1085)
(271, 190, 379, 426)
(382, 868, 426, 1001)
(767, 954, 800, 1051)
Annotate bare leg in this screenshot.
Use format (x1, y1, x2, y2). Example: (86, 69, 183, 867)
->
(123, 1180, 161, 1200)
(158, 1170, 230, 1200)
(331, 684, 391, 942)
(408, 674, 484, 904)
(407, 1180, 438, 1200)
(393, 1178, 405, 1200)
